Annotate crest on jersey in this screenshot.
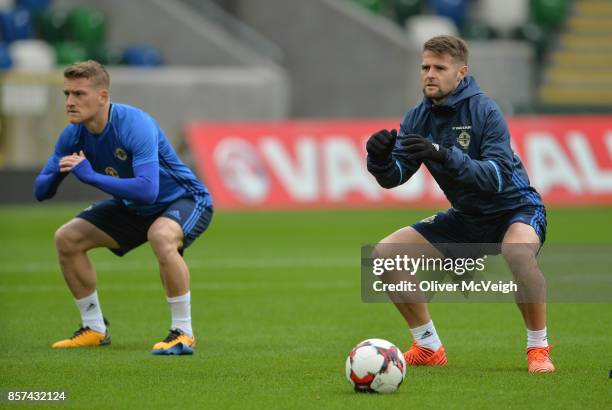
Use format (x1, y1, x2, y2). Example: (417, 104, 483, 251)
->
(105, 167, 119, 177)
(114, 148, 127, 161)
(457, 131, 471, 149)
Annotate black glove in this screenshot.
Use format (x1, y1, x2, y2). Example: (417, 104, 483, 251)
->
(401, 134, 448, 163)
(366, 129, 397, 163)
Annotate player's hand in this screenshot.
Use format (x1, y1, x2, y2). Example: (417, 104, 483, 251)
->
(59, 151, 87, 173)
(401, 135, 448, 163)
(366, 129, 397, 163)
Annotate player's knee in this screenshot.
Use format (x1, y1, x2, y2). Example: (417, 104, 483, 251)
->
(374, 227, 430, 259)
(501, 242, 537, 266)
(54, 225, 84, 254)
(147, 225, 181, 257)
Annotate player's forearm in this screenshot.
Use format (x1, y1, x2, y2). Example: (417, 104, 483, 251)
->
(445, 147, 503, 193)
(34, 170, 66, 201)
(89, 173, 159, 203)
(367, 156, 401, 189)
(71, 160, 159, 204)
(367, 153, 421, 189)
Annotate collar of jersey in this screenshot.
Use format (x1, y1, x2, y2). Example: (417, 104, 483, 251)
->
(86, 104, 114, 138)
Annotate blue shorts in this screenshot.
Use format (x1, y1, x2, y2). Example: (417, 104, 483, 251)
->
(77, 196, 213, 256)
(412, 206, 547, 257)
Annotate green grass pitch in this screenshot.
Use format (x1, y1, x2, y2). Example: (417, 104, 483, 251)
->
(0, 204, 610, 409)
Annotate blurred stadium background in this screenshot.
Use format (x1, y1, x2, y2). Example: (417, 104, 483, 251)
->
(0, 0, 611, 205)
(1, 0, 611, 408)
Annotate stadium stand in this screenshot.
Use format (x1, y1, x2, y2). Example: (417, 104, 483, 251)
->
(349, 0, 612, 110)
(0, 0, 288, 174)
(0, 1, 163, 68)
(540, 0, 612, 106)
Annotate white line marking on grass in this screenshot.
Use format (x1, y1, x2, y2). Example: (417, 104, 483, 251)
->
(0, 280, 355, 293)
(0, 256, 358, 274)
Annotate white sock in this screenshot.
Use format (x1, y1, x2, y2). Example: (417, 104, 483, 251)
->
(410, 320, 442, 351)
(167, 292, 193, 337)
(527, 327, 548, 348)
(75, 290, 106, 334)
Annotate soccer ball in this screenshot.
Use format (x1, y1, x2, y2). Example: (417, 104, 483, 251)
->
(345, 338, 406, 393)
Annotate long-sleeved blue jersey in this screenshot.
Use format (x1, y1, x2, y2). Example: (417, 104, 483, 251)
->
(35, 102, 211, 215)
(367, 76, 543, 215)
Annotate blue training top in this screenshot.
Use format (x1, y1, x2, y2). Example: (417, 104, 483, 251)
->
(35, 102, 211, 215)
(367, 76, 543, 215)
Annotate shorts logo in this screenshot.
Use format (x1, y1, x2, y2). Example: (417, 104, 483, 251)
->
(105, 167, 119, 177)
(457, 131, 471, 149)
(420, 214, 436, 224)
(166, 210, 181, 220)
(114, 148, 127, 161)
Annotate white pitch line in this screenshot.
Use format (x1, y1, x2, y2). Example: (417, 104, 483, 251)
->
(0, 256, 358, 274)
(0, 280, 356, 293)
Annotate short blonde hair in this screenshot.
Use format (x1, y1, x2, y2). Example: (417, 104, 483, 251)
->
(63, 60, 110, 89)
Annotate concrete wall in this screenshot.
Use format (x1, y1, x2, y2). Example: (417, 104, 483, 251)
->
(468, 41, 534, 115)
(108, 66, 289, 144)
(233, 0, 418, 118)
(231, 0, 534, 117)
(1, 66, 289, 169)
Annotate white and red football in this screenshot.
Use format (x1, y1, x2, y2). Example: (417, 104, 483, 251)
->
(345, 338, 406, 393)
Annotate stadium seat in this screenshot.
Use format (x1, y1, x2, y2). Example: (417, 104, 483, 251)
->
(122, 45, 162, 66)
(16, 0, 49, 13)
(512, 22, 551, 63)
(476, 0, 529, 34)
(404, 15, 458, 47)
(461, 21, 499, 40)
(54, 40, 87, 65)
(36, 9, 69, 44)
(393, 0, 423, 26)
(9, 38, 53, 70)
(90, 45, 122, 65)
(0, 8, 33, 43)
(429, 0, 468, 27)
(67, 7, 105, 49)
(0, 42, 12, 69)
(531, 0, 569, 28)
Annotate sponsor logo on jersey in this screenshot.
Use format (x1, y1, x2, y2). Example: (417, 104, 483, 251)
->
(114, 148, 127, 161)
(105, 167, 119, 177)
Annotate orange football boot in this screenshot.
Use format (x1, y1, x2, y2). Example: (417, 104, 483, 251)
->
(151, 329, 195, 355)
(403, 341, 448, 366)
(52, 326, 110, 348)
(527, 346, 555, 373)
